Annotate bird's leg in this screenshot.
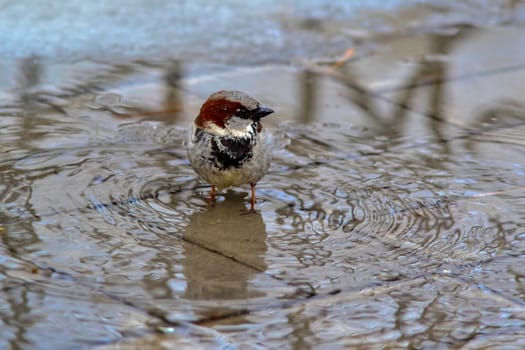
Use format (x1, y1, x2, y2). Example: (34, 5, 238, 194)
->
(250, 183, 256, 211)
(209, 185, 216, 201)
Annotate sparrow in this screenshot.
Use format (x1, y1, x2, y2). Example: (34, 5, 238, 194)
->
(186, 90, 274, 211)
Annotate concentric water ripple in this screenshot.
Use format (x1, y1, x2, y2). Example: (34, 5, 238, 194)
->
(3, 116, 524, 298)
(257, 122, 525, 292)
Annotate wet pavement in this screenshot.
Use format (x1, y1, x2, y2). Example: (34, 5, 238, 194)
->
(1, 1, 525, 349)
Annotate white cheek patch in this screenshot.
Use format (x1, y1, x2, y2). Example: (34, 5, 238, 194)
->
(204, 122, 230, 136)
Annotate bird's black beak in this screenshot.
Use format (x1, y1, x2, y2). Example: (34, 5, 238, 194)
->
(253, 106, 274, 120)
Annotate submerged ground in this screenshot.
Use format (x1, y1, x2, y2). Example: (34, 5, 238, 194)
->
(1, 1, 525, 349)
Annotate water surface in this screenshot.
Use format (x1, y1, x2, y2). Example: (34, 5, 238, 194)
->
(1, 1, 525, 349)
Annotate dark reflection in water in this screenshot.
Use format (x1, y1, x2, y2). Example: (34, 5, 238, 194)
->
(299, 28, 478, 159)
(296, 69, 317, 123)
(162, 60, 183, 125)
(183, 192, 267, 300)
(1, 286, 32, 350)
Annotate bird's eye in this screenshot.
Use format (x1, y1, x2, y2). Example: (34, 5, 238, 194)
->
(236, 108, 241, 113)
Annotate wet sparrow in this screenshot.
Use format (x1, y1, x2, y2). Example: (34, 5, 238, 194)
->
(187, 90, 274, 210)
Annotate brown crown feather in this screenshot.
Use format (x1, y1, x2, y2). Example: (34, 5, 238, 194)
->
(195, 97, 245, 129)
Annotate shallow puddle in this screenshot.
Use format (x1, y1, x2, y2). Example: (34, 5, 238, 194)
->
(1, 1, 525, 349)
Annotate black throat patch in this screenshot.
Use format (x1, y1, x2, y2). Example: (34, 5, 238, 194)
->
(211, 136, 254, 170)
(195, 128, 257, 170)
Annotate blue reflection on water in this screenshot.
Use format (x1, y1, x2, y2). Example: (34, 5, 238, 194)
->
(0, 0, 423, 62)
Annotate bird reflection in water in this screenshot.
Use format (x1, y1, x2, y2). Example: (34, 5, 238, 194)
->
(181, 191, 268, 302)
